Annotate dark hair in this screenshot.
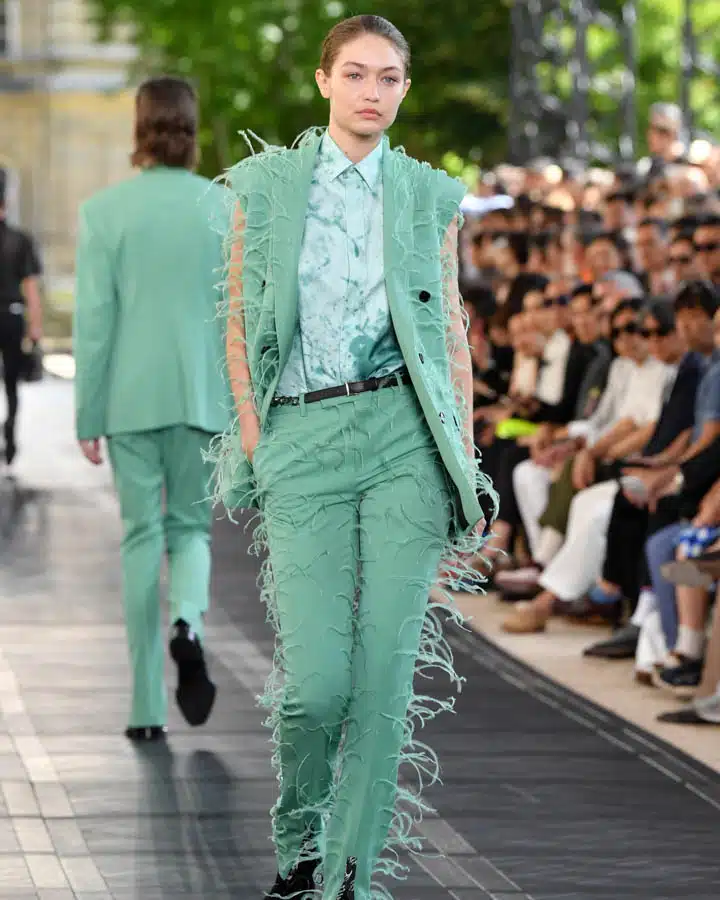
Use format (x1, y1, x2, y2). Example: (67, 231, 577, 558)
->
(131, 76, 198, 169)
(506, 232, 531, 267)
(642, 298, 675, 332)
(571, 282, 594, 302)
(638, 216, 668, 236)
(674, 280, 720, 318)
(488, 305, 513, 331)
(586, 230, 629, 254)
(462, 284, 497, 319)
(612, 298, 643, 325)
(320, 15, 410, 76)
(697, 213, 720, 230)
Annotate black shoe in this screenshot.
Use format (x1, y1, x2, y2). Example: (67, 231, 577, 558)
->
(2, 421, 16, 466)
(337, 858, 356, 900)
(657, 706, 719, 725)
(125, 725, 168, 742)
(652, 657, 703, 697)
(264, 858, 318, 898)
(564, 596, 622, 626)
(169, 619, 216, 726)
(583, 623, 640, 659)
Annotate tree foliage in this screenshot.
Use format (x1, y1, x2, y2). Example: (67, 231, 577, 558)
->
(88, 0, 720, 177)
(88, 0, 512, 177)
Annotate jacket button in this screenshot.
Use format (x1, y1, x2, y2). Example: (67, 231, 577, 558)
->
(261, 280, 267, 289)
(439, 411, 446, 423)
(419, 353, 425, 364)
(419, 289, 431, 302)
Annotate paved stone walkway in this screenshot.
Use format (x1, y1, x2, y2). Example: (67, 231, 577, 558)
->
(0, 378, 719, 899)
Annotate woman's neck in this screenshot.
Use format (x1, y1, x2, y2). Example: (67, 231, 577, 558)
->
(327, 122, 383, 164)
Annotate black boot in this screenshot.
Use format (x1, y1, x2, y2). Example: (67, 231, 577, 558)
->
(264, 857, 317, 898)
(2, 421, 16, 466)
(337, 858, 356, 900)
(169, 619, 216, 726)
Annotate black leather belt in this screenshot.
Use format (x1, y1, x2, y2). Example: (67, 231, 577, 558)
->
(270, 368, 412, 407)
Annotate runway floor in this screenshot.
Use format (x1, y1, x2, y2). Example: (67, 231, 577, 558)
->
(0, 470, 719, 900)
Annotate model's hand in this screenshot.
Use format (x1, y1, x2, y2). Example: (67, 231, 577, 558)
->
(27, 324, 43, 343)
(79, 439, 103, 466)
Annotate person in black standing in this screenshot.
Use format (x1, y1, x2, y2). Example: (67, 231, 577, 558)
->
(0, 172, 43, 466)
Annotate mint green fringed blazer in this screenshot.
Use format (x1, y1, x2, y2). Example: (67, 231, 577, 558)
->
(213, 129, 496, 539)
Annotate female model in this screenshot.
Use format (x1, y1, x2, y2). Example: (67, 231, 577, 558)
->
(213, 15, 496, 900)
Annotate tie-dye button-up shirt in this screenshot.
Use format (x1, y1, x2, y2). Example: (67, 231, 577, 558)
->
(275, 133, 405, 396)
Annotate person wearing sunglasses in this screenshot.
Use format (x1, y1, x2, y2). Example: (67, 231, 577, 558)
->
(693, 214, 720, 289)
(667, 233, 699, 287)
(502, 300, 674, 633)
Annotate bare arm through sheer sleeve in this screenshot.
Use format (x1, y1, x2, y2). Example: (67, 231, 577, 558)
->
(442, 215, 474, 463)
(227, 203, 260, 454)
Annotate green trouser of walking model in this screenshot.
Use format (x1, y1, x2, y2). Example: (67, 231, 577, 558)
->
(252, 381, 453, 900)
(108, 426, 214, 728)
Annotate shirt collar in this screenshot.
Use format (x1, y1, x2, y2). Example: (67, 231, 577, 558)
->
(316, 133, 384, 189)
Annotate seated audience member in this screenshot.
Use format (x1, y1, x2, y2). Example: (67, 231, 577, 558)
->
(694, 213, 720, 290)
(635, 217, 672, 295)
(658, 559, 720, 725)
(667, 231, 699, 287)
(584, 231, 627, 282)
(583, 283, 720, 666)
(501, 300, 674, 633)
(592, 270, 645, 338)
(500, 301, 692, 623)
(482, 284, 610, 562)
(472, 305, 514, 408)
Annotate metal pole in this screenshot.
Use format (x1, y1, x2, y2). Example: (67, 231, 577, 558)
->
(619, 2, 638, 160)
(568, 0, 590, 163)
(680, 0, 694, 139)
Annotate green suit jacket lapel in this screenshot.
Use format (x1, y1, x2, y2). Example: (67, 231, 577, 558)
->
(273, 131, 322, 382)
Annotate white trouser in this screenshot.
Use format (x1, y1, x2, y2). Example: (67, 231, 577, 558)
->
(537, 480, 619, 601)
(513, 459, 552, 559)
(636, 608, 668, 674)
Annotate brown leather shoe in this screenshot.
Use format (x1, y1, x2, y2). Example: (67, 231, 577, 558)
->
(563, 596, 622, 626)
(501, 601, 550, 634)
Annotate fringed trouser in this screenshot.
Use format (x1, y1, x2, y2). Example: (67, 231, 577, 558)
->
(108, 426, 214, 728)
(252, 381, 453, 900)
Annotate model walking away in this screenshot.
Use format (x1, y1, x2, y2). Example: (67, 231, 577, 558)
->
(73, 77, 229, 741)
(211, 15, 497, 900)
(0, 172, 43, 468)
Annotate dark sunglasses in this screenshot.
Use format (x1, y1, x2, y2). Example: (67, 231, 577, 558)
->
(669, 255, 693, 265)
(640, 327, 672, 339)
(611, 322, 640, 340)
(695, 242, 720, 254)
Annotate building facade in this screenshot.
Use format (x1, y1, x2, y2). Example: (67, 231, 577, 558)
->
(0, 0, 136, 333)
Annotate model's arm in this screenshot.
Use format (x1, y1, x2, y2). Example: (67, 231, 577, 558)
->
(73, 203, 117, 444)
(227, 202, 260, 461)
(19, 233, 43, 342)
(443, 216, 474, 463)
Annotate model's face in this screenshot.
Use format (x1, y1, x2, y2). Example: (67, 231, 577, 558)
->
(316, 34, 410, 140)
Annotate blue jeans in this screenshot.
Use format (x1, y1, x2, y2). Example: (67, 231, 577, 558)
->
(645, 522, 686, 650)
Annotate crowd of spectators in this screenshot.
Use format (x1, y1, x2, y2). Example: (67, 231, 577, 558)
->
(459, 102, 720, 728)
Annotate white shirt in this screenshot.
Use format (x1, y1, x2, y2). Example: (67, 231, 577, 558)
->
(568, 355, 674, 447)
(535, 329, 571, 406)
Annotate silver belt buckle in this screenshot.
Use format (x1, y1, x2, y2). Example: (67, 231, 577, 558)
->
(344, 382, 351, 396)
